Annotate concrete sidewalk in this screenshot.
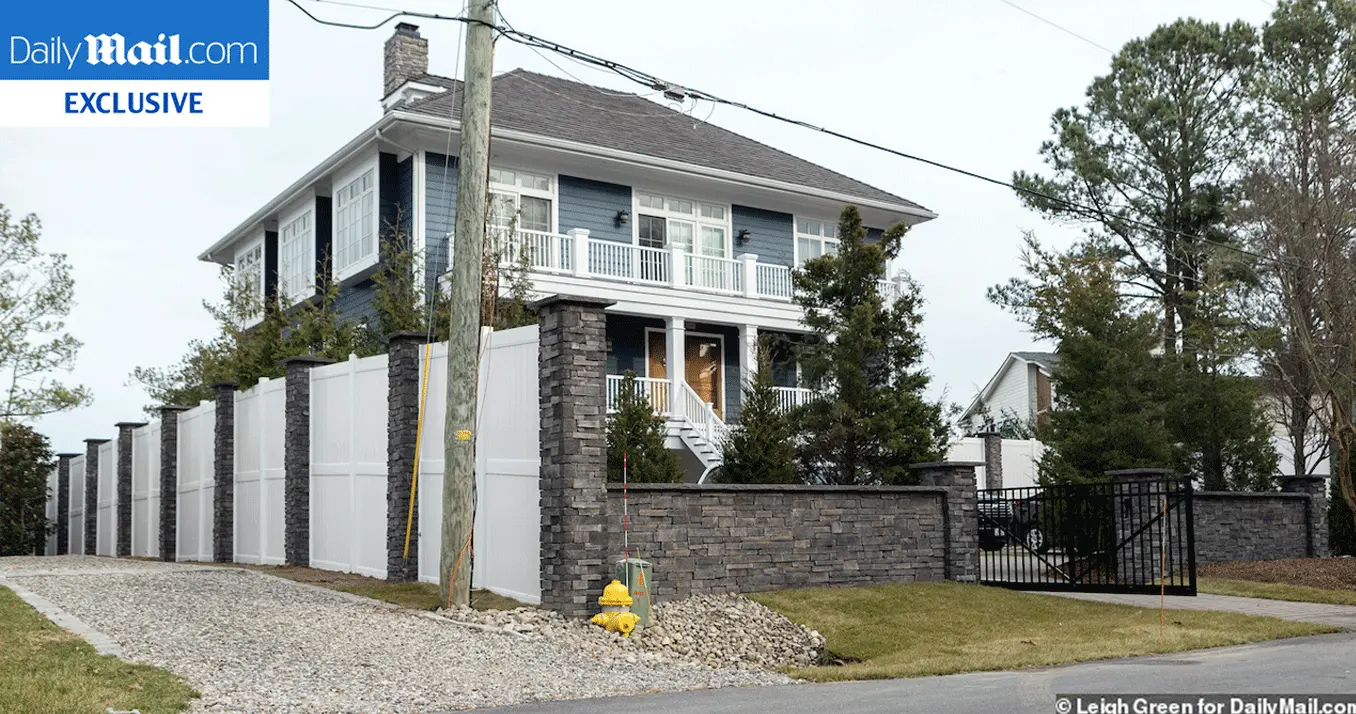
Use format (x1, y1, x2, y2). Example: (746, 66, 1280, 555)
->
(1040, 591, 1356, 630)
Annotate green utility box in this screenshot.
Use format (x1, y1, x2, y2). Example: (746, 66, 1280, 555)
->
(614, 558, 653, 628)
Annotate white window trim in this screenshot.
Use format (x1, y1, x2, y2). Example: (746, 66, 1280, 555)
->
(234, 235, 266, 328)
(277, 195, 317, 307)
(332, 153, 379, 283)
(793, 215, 841, 266)
(631, 189, 733, 259)
(487, 164, 559, 234)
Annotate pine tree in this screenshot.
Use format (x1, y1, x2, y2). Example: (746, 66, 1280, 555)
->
(0, 422, 55, 555)
(606, 371, 683, 483)
(991, 239, 1174, 484)
(719, 349, 798, 484)
(793, 205, 949, 485)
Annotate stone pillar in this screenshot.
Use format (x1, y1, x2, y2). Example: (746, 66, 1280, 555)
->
(114, 423, 146, 557)
(1281, 475, 1329, 558)
(386, 332, 428, 582)
(283, 357, 334, 566)
(83, 438, 107, 555)
(980, 431, 1003, 490)
(533, 295, 614, 616)
(912, 461, 980, 583)
(666, 316, 686, 417)
(55, 453, 78, 555)
(158, 405, 190, 562)
(1107, 468, 1178, 583)
(210, 382, 237, 563)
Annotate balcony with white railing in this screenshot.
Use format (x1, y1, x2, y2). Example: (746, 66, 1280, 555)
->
(605, 375, 672, 415)
(497, 227, 800, 303)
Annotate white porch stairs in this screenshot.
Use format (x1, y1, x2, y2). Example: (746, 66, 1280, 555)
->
(607, 376, 729, 482)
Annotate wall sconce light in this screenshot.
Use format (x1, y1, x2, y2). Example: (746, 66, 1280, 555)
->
(615, 210, 631, 228)
(736, 229, 751, 244)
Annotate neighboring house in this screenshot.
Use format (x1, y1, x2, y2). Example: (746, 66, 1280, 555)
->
(196, 24, 935, 480)
(961, 352, 1057, 435)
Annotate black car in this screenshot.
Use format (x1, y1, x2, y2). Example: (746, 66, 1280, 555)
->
(978, 492, 1050, 553)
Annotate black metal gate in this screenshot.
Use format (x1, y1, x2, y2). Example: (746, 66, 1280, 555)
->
(977, 476, 1197, 595)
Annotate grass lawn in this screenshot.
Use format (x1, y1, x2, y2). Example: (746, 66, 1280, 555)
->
(1199, 578, 1356, 606)
(751, 582, 1335, 682)
(208, 562, 525, 611)
(0, 586, 197, 714)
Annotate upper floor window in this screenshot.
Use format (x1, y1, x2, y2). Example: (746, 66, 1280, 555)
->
(796, 218, 839, 266)
(278, 209, 314, 306)
(636, 192, 728, 258)
(334, 168, 376, 280)
(488, 167, 554, 235)
(235, 239, 264, 326)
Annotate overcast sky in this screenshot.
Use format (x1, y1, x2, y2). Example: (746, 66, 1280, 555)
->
(0, 0, 1277, 451)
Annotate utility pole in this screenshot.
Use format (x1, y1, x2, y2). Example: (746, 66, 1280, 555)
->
(442, 0, 495, 608)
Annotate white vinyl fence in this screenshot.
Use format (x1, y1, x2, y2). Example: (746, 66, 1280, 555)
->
(234, 377, 287, 565)
(310, 354, 390, 578)
(95, 439, 115, 556)
(176, 401, 216, 562)
(44, 467, 58, 555)
(68, 454, 85, 555)
(417, 326, 542, 603)
(948, 437, 1044, 490)
(131, 420, 162, 558)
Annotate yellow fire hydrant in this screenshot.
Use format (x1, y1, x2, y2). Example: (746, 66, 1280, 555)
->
(589, 579, 641, 637)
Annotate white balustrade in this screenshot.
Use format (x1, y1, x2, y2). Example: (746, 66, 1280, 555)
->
(606, 375, 671, 415)
(679, 381, 731, 449)
(772, 386, 815, 412)
(685, 254, 742, 294)
(756, 263, 794, 300)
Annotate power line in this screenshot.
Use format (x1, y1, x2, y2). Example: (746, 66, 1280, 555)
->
(282, 0, 1295, 272)
(995, 0, 1114, 54)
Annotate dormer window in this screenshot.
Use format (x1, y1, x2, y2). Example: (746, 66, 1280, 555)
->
(795, 218, 839, 266)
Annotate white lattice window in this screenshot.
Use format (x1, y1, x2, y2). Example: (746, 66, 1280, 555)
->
(488, 167, 555, 233)
(278, 208, 315, 305)
(795, 218, 840, 266)
(334, 168, 376, 279)
(235, 239, 264, 326)
(636, 192, 728, 258)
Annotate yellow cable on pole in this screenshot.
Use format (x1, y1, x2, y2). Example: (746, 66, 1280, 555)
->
(402, 341, 434, 560)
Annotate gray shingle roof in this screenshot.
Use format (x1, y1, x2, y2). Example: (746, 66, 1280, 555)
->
(402, 70, 930, 213)
(1013, 351, 1059, 371)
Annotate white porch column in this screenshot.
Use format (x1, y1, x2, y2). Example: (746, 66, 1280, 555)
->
(738, 253, 759, 298)
(569, 228, 590, 277)
(669, 245, 686, 289)
(739, 324, 759, 382)
(666, 316, 686, 418)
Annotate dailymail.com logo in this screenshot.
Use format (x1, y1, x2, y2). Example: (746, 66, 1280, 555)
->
(0, 0, 270, 127)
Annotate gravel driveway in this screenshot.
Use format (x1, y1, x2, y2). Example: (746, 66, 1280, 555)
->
(3, 556, 788, 713)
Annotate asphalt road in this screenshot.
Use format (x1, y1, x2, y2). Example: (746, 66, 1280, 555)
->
(478, 633, 1356, 714)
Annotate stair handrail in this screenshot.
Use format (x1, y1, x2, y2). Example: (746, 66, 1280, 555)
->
(678, 380, 730, 449)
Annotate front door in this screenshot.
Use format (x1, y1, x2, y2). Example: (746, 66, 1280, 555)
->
(646, 331, 723, 418)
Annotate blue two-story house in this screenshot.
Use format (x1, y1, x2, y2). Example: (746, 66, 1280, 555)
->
(197, 23, 935, 480)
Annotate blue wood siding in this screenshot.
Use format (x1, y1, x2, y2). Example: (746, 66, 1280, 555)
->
(334, 278, 378, 325)
(380, 152, 413, 247)
(425, 152, 458, 296)
(607, 314, 661, 376)
(732, 205, 794, 267)
(559, 175, 631, 243)
(263, 230, 278, 306)
(315, 196, 332, 291)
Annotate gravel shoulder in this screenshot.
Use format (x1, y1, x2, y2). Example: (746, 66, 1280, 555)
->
(5, 556, 790, 713)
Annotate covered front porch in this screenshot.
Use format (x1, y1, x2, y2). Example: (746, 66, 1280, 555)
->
(602, 313, 812, 480)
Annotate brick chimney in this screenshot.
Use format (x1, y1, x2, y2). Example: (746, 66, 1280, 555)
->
(384, 22, 428, 99)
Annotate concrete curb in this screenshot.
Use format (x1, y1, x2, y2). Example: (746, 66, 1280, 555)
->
(0, 575, 123, 657)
